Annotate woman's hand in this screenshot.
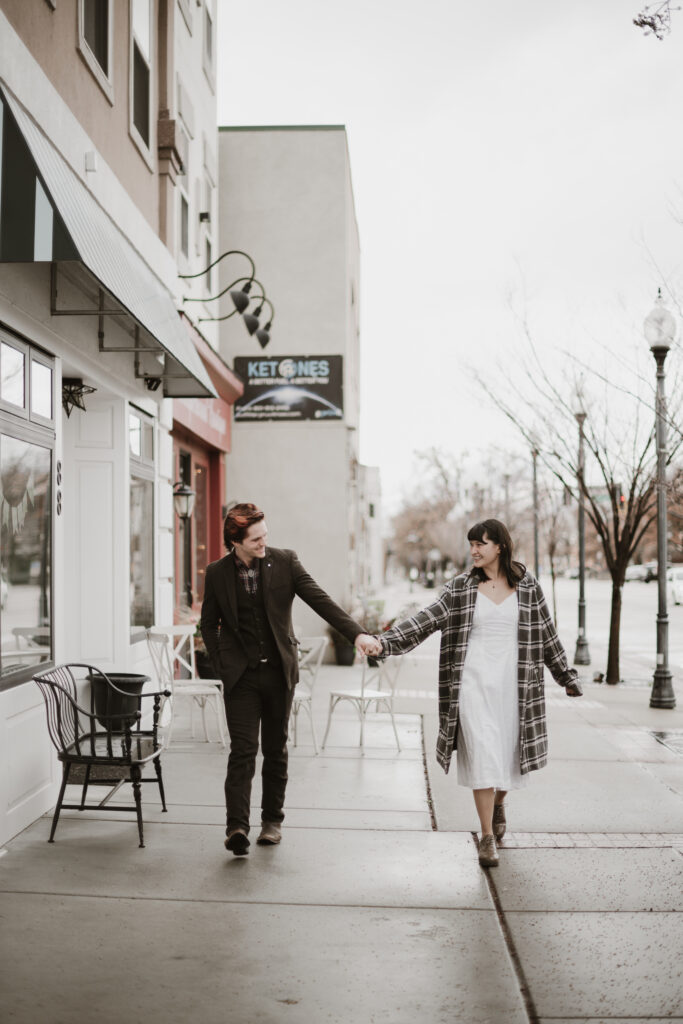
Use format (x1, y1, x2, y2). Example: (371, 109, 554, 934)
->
(356, 633, 382, 658)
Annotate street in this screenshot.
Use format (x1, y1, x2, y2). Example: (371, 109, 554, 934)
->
(381, 573, 683, 686)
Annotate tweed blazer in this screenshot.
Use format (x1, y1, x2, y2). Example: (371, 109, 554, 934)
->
(379, 569, 578, 774)
(200, 547, 365, 693)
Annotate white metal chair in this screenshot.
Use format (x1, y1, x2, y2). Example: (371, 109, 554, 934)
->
(321, 655, 403, 754)
(146, 627, 226, 747)
(290, 636, 327, 753)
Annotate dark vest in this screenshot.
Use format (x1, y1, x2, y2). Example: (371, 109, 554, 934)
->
(235, 576, 281, 668)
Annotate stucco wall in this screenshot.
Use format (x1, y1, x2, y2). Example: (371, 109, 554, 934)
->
(217, 127, 362, 635)
(1, 0, 159, 233)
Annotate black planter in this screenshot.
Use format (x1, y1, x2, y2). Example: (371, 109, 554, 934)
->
(87, 672, 149, 729)
(333, 642, 355, 666)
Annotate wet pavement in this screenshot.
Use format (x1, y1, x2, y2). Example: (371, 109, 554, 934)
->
(1, 578, 681, 1023)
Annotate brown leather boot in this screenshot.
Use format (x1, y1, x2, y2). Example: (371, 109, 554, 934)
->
(478, 834, 499, 867)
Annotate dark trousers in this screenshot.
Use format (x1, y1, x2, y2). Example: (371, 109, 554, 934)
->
(224, 663, 292, 835)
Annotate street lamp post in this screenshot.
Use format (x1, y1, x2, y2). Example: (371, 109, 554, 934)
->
(174, 482, 196, 608)
(644, 291, 676, 709)
(573, 411, 591, 665)
(532, 446, 540, 578)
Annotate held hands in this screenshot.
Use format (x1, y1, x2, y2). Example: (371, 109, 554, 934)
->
(356, 633, 383, 658)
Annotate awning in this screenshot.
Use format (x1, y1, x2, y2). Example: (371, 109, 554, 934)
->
(0, 83, 216, 398)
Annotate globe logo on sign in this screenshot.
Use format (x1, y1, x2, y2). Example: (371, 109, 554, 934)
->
(279, 359, 297, 379)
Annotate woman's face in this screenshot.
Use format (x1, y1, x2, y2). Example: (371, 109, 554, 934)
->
(470, 533, 501, 571)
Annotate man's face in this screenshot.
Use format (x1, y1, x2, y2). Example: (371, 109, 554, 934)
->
(234, 519, 268, 564)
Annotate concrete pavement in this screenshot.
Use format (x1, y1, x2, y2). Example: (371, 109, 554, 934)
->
(1, 582, 682, 1023)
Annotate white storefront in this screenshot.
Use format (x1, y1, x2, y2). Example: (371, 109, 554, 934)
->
(0, 8, 216, 846)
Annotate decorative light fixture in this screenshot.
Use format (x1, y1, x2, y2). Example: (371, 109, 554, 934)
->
(179, 249, 275, 346)
(62, 378, 97, 417)
(229, 278, 254, 314)
(173, 481, 196, 521)
(251, 297, 274, 350)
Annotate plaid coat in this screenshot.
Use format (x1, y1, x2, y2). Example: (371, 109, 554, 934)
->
(380, 570, 578, 775)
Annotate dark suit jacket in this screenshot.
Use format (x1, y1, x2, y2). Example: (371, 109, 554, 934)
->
(200, 547, 365, 692)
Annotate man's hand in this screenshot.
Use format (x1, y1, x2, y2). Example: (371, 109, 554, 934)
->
(355, 633, 382, 658)
(565, 680, 583, 697)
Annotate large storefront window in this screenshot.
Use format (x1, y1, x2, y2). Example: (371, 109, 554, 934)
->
(129, 409, 154, 636)
(0, 333, 54, 686)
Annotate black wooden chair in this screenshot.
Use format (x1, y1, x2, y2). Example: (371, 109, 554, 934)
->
(34, 663, 170, 848)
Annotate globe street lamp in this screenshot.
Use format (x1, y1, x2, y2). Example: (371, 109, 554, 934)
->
(644, 290, 676, 709)
(531, 445, 540, 578)
(573, 408, 591, 665)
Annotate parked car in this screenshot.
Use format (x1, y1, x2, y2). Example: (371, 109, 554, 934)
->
(643, 561, 658, 582)
(625, 564, 647, 582)
(0, 574, 7, 610)
(667, 567, 683, 606)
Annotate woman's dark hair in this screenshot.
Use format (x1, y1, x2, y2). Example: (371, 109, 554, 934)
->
(467, 518, 525, 587)
(223, 502, 265, 550)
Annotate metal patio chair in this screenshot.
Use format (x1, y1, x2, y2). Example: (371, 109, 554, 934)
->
(290, 636, 328, 753)
(146, 627, 227, 747)
(321, 655, 404, 754)
(33, 663, 169, 848)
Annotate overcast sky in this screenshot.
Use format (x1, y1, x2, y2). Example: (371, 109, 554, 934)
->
(217, 1, 683, 511)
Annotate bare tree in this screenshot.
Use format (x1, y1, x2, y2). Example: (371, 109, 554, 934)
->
(633, 1, 681, 39)
(476, 317, 683, 684)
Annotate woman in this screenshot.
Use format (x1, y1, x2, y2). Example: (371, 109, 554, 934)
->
(372, 519, 582, 867)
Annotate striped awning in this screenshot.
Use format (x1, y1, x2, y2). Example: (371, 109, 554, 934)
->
(0, 84, 216, 399)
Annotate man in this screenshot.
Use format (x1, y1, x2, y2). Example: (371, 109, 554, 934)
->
(201, 503, 377, 856)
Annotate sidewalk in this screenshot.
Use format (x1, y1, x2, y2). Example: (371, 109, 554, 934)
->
(1, 622, 682, 1022)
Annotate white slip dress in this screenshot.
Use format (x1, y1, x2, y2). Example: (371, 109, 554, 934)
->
(456, 591, 527, 790)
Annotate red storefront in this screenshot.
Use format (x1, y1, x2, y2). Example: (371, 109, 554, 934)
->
(172, 319, 243, 615)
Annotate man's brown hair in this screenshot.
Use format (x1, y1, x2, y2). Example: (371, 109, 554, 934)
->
(223, 503, 265, 550)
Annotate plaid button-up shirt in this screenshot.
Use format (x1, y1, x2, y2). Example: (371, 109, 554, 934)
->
(380, 569, 578, 775)
(234, 555, 260, 596)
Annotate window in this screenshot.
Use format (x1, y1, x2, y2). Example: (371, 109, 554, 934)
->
(78, 0, 114, 103)
(179, 192, 189, 259)
(129, 409, 154, 636)
(0, 331, 55, 689)
(205, 239, 212, 293)
(202, 2, 215, 90)
(84, 0, 109, 73)
(130, 0, 152, 152)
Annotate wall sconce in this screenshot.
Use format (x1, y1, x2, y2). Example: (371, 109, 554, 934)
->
(173, 481, 196, 520)
(62, 378, 97, 417)
(179, 249, 274, 347)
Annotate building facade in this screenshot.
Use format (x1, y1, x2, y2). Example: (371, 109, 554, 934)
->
(217, 126, 380, 636)
(0, 0, 237, 846)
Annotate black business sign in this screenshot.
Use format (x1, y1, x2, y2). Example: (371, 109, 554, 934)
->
(233, 355, 344, 422)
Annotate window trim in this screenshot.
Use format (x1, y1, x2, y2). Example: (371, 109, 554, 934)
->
(202, 1, 216, 93)
(77, 0, 115, 106)
(177, 0, 193, 34)
(0, 336, 29, 420)
(129, 406, 155, 638)
(29, 351, 56, 429)
(0, 406, 56, 691)
(128, 0, 155, 170)
(0, 332, 56, 429)
(178, 186, 190, 264)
